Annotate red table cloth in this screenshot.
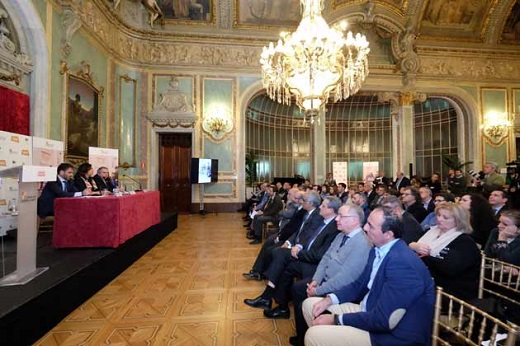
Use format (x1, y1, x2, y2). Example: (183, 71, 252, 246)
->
(53, 191, 160, 248)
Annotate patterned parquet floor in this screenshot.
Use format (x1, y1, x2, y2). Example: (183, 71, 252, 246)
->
(36, 213, 296, 345)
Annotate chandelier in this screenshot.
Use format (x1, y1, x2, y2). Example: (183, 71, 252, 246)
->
(260, 0, 370, 124)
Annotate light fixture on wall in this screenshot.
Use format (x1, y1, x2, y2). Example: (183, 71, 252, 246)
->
(259, 0, 370, 124)
(202, 106, 233, 140)
(481, 111, 512, 145)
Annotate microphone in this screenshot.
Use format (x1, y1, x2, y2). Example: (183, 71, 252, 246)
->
(121, 174, 142, 191)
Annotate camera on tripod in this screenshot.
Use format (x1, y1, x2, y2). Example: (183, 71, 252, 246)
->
(506, 160, 520, 175)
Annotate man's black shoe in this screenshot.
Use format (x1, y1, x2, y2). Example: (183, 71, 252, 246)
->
(289, 336, 300, 346)
(243, 223, 251, 228)
(244, 296, 272, 310)
(242, 271, 262, 280)
(264, 306, 290, 319)
(246, 234, 255, 240)
(249, 239, 261, 245)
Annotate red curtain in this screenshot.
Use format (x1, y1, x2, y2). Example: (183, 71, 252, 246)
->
(0, 85, 30, 135)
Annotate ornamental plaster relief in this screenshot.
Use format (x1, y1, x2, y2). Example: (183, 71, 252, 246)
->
(419, 56, 520, 81)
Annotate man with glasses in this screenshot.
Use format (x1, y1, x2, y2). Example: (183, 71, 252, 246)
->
(284, 204, 372, 346)
(401, 187, 428, 223)
(93, 166, 115, 192)
(421, 193, 455, 231)
(244, 194, 338, 311)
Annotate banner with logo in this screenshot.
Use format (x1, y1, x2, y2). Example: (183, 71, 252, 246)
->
(32, 137, 64, 167)
(88, 147, 119, 174)
(332, 162, 348, 185)
(363, 161, 379, 184)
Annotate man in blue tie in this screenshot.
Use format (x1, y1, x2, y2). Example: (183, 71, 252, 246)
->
(244, 195, 341, 311)
(303, 207, 435, 346)
(37, 163, 93, 218)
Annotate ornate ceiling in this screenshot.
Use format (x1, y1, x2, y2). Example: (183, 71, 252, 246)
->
(101, 0, 520, 45)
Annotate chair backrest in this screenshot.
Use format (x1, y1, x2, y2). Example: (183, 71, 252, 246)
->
(479, 253, 520, 308)
(432, 287, 519, 346)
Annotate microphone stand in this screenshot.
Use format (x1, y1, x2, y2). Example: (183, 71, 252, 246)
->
(121, 174, 142, 191)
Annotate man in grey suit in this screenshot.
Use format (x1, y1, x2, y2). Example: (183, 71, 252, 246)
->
(279, 204, 373, 346)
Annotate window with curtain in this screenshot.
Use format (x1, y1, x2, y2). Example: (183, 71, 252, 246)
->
(414, 98, 458, 179)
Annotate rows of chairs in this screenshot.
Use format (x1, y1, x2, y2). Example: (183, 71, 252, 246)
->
(432, 254, 520, 345)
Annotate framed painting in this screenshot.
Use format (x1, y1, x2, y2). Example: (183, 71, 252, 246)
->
(235, 0, 300, 27)
(64, 73, 101, 163)
(156, 0, 212, 22)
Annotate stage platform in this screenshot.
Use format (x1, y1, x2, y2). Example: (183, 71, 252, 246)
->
(0, 213, 177, 345)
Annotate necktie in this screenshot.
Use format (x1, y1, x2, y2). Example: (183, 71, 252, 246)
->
(62, 180, 67, 192)
(295, 212, 310, 243)
(305, 221, 328, 249)
(339, 235, 349, 247)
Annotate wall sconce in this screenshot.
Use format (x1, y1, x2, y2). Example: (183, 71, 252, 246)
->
(202, 106, 233, 140)
(482, 111, 512, 145)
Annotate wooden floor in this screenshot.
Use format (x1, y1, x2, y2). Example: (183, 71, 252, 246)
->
(36, 213, 295, 345)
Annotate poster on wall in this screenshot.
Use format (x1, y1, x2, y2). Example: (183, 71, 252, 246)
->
(66, 75, 100, 162)
(32, 137, 64, 167)
(363, 161, 380, 184)
(332, 162, 348, 185)
(88, 147, 118, 174)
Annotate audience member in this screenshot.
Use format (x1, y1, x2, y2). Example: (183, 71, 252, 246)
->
(303, 207, 435, 346)
(410, 203, 481, 302)
(287, 204, 372, 346)
(320, 185, 330, 199)
(380, 195, 422, 244)
(484, 209, 520, 266)
(324, 172, 336, 187)
(459, 193, 497, 247)
(401, 187, 428, 223)
(482, 162, 506, 197)
(421, 192, 455, 231)
(336, 183, 348, 204)
(37, 163, 92, 218)
(424, 173, 442, 195)
(488, 189, 509, 220)
(447, 169, 467, 196)
(351, 192, 370, 225)
(243, 190, 306, 280)
(374, 170, 390, 186)
(419, 186, 435, 213)
(248, 184, 283, 244)
(368, 184, 386, 210)
(392, 171, 410, 191)
(243, 195, 339, 311)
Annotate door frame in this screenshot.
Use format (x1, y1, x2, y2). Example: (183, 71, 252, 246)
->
(148, 126, 195, 192)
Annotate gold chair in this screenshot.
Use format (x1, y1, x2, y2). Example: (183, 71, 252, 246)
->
(432, 287, 519, 346)
(479, 253, 520, 309)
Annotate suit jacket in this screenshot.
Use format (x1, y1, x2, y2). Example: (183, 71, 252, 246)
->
(401, 211, 424, 244)
(406, 201, 428, 223)
(333, 240, 435, 346)
(287, 209, 323, 246)
(337, 192, 348, 204)
(93, 174, 115, 192)
(297, 220, 339, 264)
(37, 178, 79, 217)
(424, 199, 435, 214)
(314, 229, 372, 296)
(262, 195, 283, 217)
(393, 177, 410, 190)
(278, 207, 307, 242)
(484, 228, 520, 266)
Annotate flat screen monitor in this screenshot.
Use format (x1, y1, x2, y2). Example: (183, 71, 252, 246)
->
(190, 158, 218, 184)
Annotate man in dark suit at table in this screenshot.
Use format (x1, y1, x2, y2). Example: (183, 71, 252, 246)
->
(303, 207, 435, 346)
(93, 166, 115, 192)
(37, 163, 92, 218)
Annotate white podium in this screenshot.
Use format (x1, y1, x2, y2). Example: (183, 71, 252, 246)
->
(0, 165, 56, 286)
